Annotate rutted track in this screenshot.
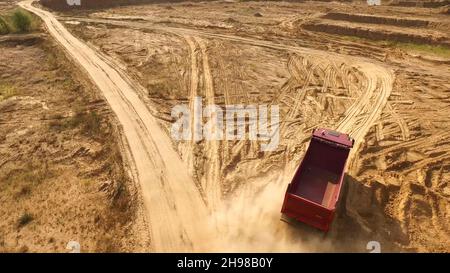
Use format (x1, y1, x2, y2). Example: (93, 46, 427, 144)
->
(62, 16, 394, 149)
(19, 0, 210, 252)
(196, 37, 222, 211)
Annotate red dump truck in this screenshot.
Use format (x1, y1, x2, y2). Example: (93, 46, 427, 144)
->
(281, 128, 354, 232)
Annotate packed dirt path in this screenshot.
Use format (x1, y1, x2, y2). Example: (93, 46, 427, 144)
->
(19, 0, 210, 252)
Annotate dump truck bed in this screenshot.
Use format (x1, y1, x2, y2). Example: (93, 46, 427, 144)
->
(292, 165, 339, 208)
(281, 128, 353, 231)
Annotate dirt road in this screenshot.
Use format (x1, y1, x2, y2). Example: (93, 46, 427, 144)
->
(19, 0, 210, 252)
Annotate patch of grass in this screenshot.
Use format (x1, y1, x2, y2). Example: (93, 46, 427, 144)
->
(2, 161, 54, 188)
(46, 53, 60, 70)
(49, 110, 102, 137)
(147, 81, 168, 97)
(0, 16, 10, 35)
(340, 35, 450, 58)
(81, 111, 102, 136)
(0, 8, 39, 35)
(0, 163, 55, 216)
(0, 83, 17, 101)
(17, 212, 33, 228)
(393, 42, 450, 58)
(11, 10, 31, 33)
(61, 77, 79, 92)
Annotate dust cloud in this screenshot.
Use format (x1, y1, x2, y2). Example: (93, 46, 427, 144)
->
(197, 170, 334, 252)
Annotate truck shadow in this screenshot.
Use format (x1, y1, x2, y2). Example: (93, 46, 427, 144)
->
(330, 174, 410, 252)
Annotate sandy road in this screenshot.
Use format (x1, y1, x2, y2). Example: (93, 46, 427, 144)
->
(182, 36, 221, 211)
(19, 1, 210, 252)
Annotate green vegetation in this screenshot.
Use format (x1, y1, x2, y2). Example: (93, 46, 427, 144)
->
(1, 161, 54, 188)
(17, 212, 33, 228)
(392, 42, 450, 58)
(0, 8, 39, 35)
(0, 83, 17, 101)
(341, 35, 450, 58)
(0, 161, 56, 209)
(11, 9, 32, 33)
(49, 111, 102, 137)
(80, 111, 102, 136)
(0, 16, 9, 35)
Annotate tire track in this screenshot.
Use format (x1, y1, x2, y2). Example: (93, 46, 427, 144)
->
(182, 35, 199, 171)
(20, 0, 210, 252)
(65, 17, 394, 147)
(195, 37, 222, 211)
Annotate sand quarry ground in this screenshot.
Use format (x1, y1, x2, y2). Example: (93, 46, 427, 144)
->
(1, 0, 449, 252)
